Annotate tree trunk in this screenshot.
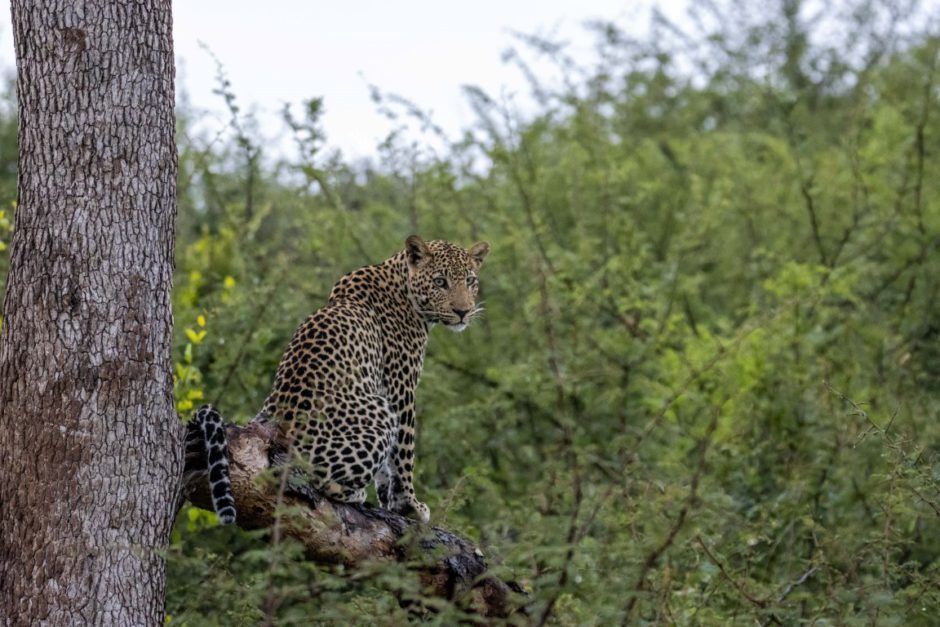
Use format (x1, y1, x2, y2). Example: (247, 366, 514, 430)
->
(0, 2, 179, 625)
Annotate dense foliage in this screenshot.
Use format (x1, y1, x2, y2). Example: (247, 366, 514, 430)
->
(2, 1, 939, 623)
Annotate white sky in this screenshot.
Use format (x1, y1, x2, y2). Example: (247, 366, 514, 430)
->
(0, 1, 686, 159)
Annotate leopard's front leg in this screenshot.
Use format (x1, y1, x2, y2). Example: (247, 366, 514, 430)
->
(382, 394, 429, 522)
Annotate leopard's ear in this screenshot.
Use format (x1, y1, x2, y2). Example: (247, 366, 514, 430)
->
(468, 241, 490, 268)
(405, 235, 431, 267)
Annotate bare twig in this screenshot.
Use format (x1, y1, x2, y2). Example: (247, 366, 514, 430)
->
(782, 108, 829, 267)
(907, 486, 940, 518)
(778, 566, 818, 603)
(798, 176, 828, 267)
(695, 535, 771, 610)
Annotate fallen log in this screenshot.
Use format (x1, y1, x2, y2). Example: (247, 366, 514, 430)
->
(182, 419, 525, 620)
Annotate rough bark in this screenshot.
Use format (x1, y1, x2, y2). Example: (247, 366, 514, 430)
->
(184, 420, 527, 621)
(0, 2, 179, 625)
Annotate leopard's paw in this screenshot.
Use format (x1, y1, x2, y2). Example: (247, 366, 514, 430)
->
(412, 500, 430, 523)
(392, 498, 430, 523)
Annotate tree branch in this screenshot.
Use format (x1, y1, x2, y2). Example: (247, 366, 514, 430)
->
(182, 420, 525, 620)
(621, 405, 721, 624)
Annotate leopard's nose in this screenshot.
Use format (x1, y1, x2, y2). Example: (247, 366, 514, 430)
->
(453, 308, 469, 321)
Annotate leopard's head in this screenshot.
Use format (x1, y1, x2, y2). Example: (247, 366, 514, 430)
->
(405, 235, 489, 332)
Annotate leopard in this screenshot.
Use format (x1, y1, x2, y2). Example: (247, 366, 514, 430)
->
(250, 235, 489, 522)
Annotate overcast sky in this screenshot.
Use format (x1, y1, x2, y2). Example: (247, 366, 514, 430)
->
(0, 1, 685, 159)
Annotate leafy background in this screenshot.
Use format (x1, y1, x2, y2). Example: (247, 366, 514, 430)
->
(2, 1, 939, 624)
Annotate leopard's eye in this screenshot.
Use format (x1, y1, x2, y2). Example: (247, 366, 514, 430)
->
(433, 276, 448, 288)
(466, 276, 477, 286)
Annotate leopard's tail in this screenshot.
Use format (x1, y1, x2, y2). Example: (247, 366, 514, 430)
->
(184, 405, 236, 524)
